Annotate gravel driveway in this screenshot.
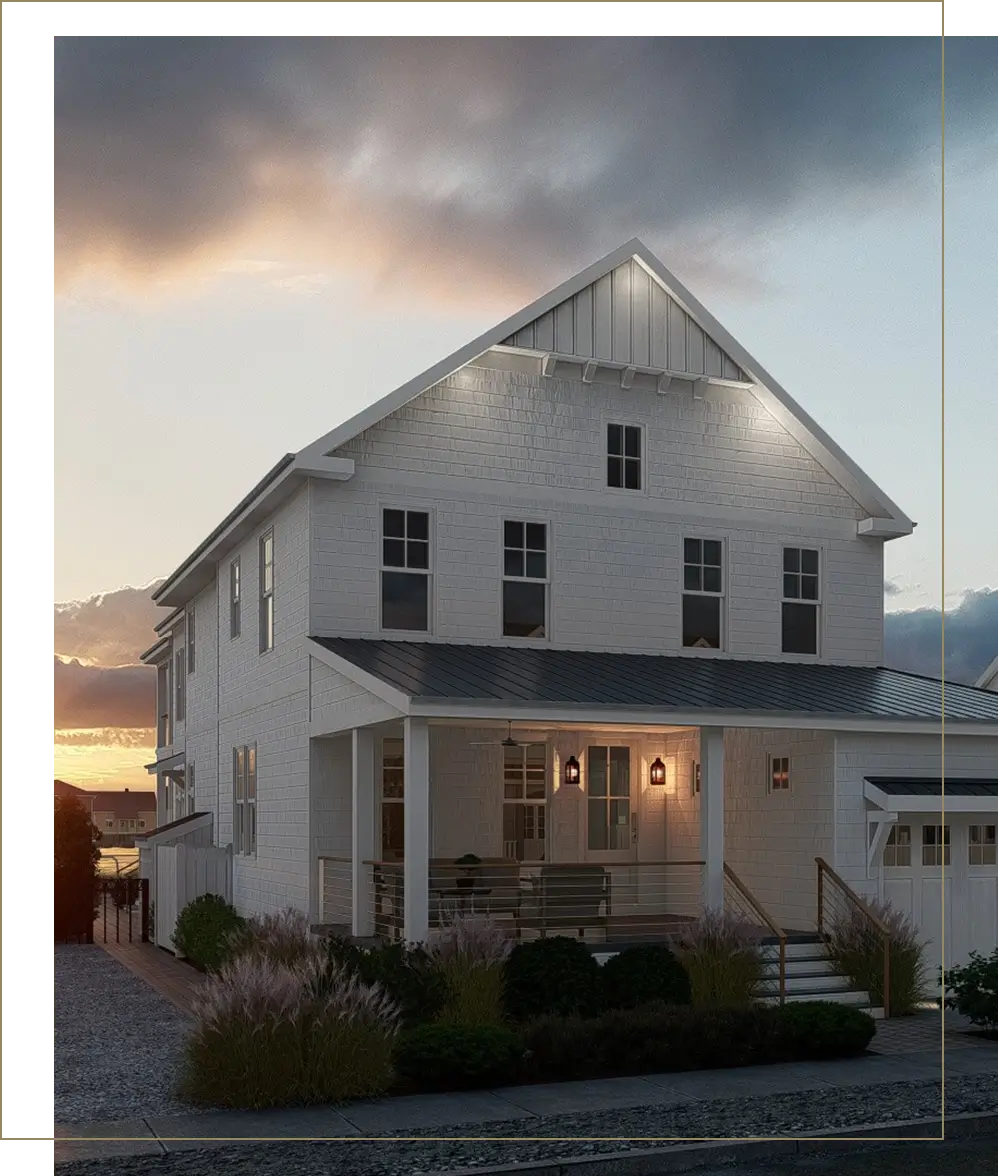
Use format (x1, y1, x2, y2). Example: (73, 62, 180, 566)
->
(55, 945, 197, 1124)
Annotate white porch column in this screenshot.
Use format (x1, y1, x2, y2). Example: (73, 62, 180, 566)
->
(351, 727, 377, 937)
(403, 716, 430, 944)
(700, 726, 725, 911)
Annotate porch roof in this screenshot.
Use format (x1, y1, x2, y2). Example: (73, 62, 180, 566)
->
(308, 638, 998, 728)
(864, 777, 998, 814)
(865, 777, 998, 796)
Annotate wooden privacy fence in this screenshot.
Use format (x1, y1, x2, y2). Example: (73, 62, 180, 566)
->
(154, 842, 233, 951)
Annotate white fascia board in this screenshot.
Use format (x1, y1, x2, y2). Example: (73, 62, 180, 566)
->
(858, 517, 915, 540)
(153, 607, 184, 634)
(306, 639, 413, 713)
(295, 240, 648, 462)
(864, 781, 998, 813)
(629, 246, 915, 533)
(976, 654, 998, 690)
(139, 636, 171, 664)
(292, 456, 355, 480)
(407, 700, 998, 736)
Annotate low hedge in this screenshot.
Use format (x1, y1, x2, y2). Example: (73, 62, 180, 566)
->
(600, 943, 691, 1010)
(326, 936, 449, 1027)
(394, 1021, 525, 1090)
(503, 937, 604, 1021)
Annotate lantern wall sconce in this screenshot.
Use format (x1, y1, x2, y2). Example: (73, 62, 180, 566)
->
(649, 757, 666, 786)
(564, 755, 581, 786)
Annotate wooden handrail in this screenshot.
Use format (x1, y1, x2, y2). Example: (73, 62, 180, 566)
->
(724, 863, 787, 1005)
(815, 856, 891, 1019)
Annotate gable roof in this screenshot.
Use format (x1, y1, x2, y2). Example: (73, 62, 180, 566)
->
(156, 239, 913, 605)
(296, 238, 913, 533)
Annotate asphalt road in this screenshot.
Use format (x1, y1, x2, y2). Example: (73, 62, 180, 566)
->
(694, 1137, 998, 1176)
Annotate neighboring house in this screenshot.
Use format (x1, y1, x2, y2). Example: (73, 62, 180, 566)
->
(54, 779, 93, 820)
(977, 654, 998, 692)
(142, 239, 998, 977)
(89, 788, 157, 848)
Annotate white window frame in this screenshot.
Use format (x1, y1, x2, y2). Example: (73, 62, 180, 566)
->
(605, 420, 645, 493)
(233, 744, 257, 856)
(174, 649, 186, 722)
(882, 824, 912, 868)
(501, 518, 550, 641)
(921, 823, 950, 867)
(969, 824, 997, 867)
(380, 506, 433, 634)
(230, 557, 241, 639)
(682, 535, 726, 651)
(691, 760, 701, 797)
(502, 742, 548, 861)
(186, 605, 196, 674)
(259, 531, 275, 653)
(188, 762, 196, 816)
(781, 546, 821, 657)
(768, 754, 791, 793)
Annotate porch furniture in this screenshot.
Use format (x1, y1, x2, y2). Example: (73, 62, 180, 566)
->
(516, 864, 611, 938)
(428, 857, 522, 925)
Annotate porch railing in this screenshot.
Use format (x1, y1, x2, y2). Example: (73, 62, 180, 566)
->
(816, 856, 892, 1018)
(317, 856, 352, 928)
(723, 863, 787, 1004)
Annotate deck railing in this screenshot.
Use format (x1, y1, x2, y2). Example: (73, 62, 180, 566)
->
(816, 856, 892, 1018)
(317, 856, 353, 929)
(723, 863, 787, 1004)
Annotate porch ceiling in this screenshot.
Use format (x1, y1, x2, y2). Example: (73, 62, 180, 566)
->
(308, 638, 998, 729)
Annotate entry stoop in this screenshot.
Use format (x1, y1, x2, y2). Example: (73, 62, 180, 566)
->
(755, 933, 883, 1017)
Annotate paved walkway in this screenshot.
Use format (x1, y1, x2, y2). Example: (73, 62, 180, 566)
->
(97, 933, 203, 1015)
(55, 1016, 998, 1162)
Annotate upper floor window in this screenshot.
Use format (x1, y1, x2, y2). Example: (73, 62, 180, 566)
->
(233, 743, 257, 856)
(174, 648, 186, 721)
(970, 824, 997, 866)
(607, 423, 642, 490)
(682, 538, 723, 649)
(782, 547, 820, 655)
(230, 558, 241, 639)
(502, 520, 547, 638)
(768, 755, 791, 792)
(883, 824, 911, 867)
(186, 606, 196, 673)
(381, 509, 430, 631)
(259, 531, 274, 653)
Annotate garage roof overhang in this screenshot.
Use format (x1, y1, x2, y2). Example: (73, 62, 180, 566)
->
(865, 777, 998, 813)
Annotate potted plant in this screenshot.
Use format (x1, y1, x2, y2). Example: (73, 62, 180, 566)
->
(455, 853, 482, 890)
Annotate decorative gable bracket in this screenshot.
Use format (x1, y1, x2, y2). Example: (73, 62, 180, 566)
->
(866, 810, 899, 876)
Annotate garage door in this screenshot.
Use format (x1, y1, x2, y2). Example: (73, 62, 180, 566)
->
(882, 818, 998, 969)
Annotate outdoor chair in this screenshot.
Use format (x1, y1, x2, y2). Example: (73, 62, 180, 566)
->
(517, 863, 611, 938)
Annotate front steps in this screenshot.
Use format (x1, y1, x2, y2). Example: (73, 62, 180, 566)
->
(756, 934, 883, 1016)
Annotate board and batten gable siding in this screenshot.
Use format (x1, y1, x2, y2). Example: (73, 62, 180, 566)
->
(833, 733, 998, 901)
(309, 363, 883, 663)
(213, 484, 312, 917)
(503, 257, 748, 380)
(722, 728, 836, 931)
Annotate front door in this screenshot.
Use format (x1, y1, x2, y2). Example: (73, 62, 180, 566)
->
(584, 745, 637, 864)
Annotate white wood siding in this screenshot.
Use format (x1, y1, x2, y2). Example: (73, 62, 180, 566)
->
(503, 257, 746, 379)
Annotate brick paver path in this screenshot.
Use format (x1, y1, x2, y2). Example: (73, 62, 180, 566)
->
(97, 933, 204, 1015)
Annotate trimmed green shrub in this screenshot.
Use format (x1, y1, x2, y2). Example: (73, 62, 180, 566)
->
(826, 900, 929, 1015)
(171, 894, 245, 972)
(426, 915, 513, 1025)
(394, 1021, 524, 1090)
(773, 1000, 876, 1059)
(325, 936, 448, 1026)
(601, 944, 691, 1010)
(179, 954, 399, 1108)
(504, 936, 603, 1021)
(944, 949, 998, 1034)
(674, 910, 763, 1008)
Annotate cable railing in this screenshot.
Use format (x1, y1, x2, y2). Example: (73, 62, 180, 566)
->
(723, 863, 787, 1004)
(816, 856, 892, 1018)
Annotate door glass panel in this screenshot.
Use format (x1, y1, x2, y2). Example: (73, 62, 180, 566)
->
(588, 747, 608, 796)
(609, 747, 630, 796)
(588, 799, 609, 851)
(587, 746, 631, 852)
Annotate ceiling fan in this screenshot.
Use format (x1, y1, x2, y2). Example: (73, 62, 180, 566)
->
(470, 720, 528, 749)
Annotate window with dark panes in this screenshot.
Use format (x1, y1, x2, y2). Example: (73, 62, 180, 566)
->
(587, 745, 631, 851)
(883, 825, 911, 867)
(381, 509, 430, 631)
(502, 520, 547, 638)
(922, 824, 950, 867)
(607, 423, 642, 490)
(230, 558, 241, 639)
(503, 743, 547, 861)
(782, 547, 820, 654)
(682, 537, 723, 648)
(259, 530, 275, 653)
(381, 737, 404, 860)
(970, 825, 997, 866)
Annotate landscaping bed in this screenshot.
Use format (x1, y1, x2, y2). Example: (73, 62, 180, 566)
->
(169, 901, 879, 1111)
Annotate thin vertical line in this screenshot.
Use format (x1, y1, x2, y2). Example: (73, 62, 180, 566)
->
(940, 5, 946, 1137)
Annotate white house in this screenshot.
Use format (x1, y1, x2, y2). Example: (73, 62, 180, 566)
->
(142, 239, 998, 991)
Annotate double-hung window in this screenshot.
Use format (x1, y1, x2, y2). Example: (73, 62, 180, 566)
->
(607, 423, 642, 490)
(174, 649, 186, 721)
(186, 606, 196, 673)
(503, 743, 547, 861)
(682, 538, 724, 648)
(233, 744, 257, 855)
(782, 547, 820, 654)
(502, 520, 547, 638)
(381, 509, 431, 631)
(259, 531, 274, 653)
(230, 557, 241, 639)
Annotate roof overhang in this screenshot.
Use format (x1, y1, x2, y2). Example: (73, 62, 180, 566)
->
(865, 777, 998, 813)
(139, 636, 171, 665)
(136, 811, 212, 844)
(144, 751, 186, 774)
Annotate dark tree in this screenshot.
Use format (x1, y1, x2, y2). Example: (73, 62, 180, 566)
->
(55, 795, 102, 941)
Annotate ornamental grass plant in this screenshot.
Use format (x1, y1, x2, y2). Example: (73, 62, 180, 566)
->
(426, 914, 513, 1025)
(825, 899, 929, 1015)
(673, 908, 764, 1008)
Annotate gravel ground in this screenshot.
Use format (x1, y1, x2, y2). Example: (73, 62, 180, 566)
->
(55, 945, 198, 1124)
(56, 1073, 998, 1175)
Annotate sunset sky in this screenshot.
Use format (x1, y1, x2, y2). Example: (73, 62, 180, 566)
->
(51, 33, 998, 791)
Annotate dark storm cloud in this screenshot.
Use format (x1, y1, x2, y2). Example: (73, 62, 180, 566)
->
(55, 657, 155, 729)
(54, 37, 998, 295)
(55, 581, 165, 668)
(884, 588, 998, 684)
